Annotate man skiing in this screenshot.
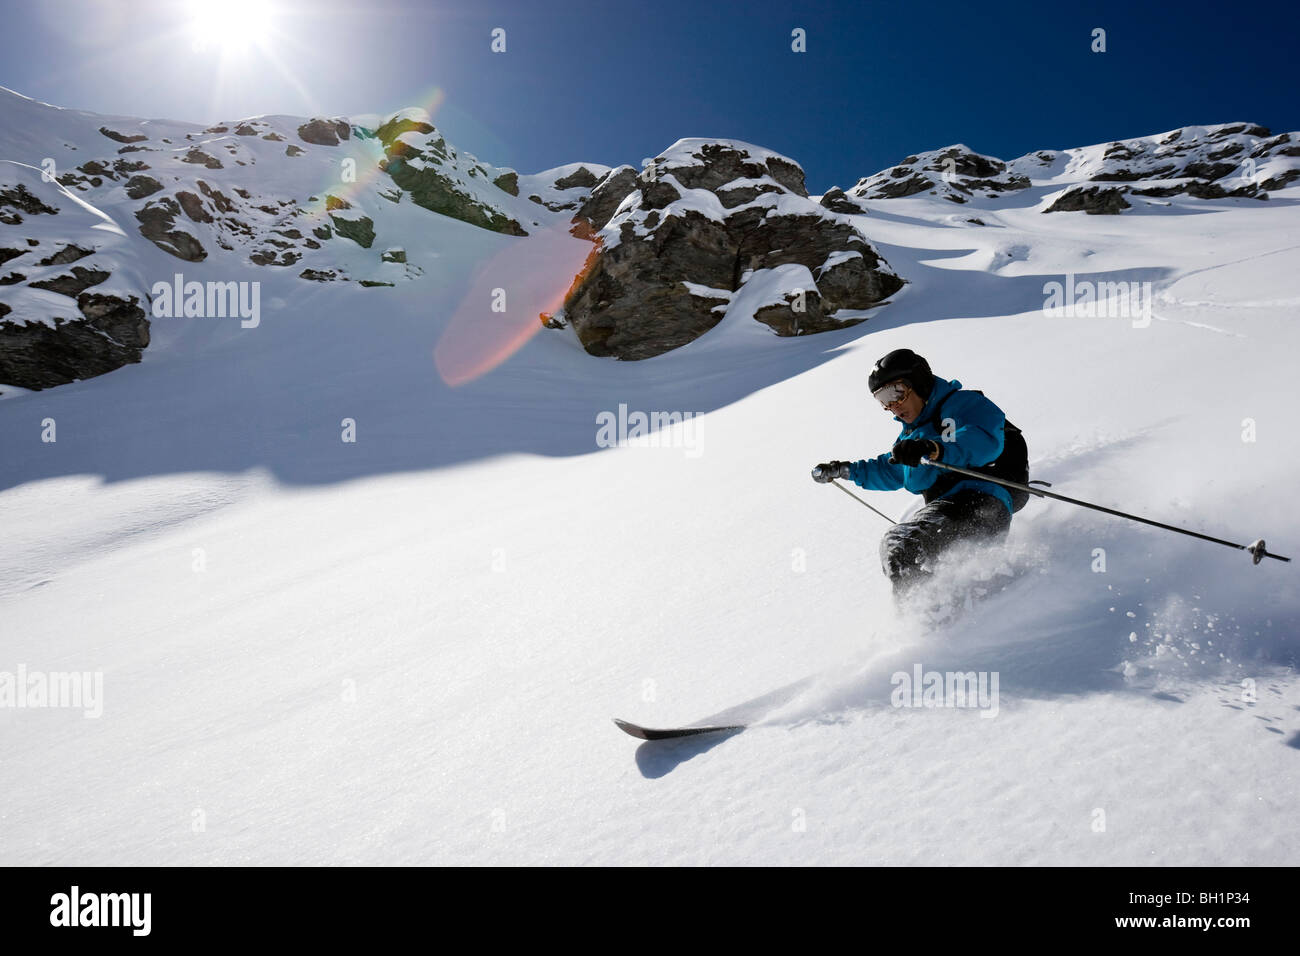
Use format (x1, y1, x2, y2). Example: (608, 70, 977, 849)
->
(812, 349, 1023, 597)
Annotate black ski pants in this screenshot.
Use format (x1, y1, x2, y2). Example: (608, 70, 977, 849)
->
(879, 490, 1012, 594)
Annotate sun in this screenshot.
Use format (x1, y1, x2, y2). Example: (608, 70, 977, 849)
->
(189, 0, 274, 55)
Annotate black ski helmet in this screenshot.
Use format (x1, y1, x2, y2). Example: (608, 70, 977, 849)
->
(869, 349, 935, 400)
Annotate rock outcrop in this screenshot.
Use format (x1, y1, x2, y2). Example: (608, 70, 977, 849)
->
(517, 163, 619, 215)
(297, 118, 352, 146)
(0, 182, 60, 223)
(847, 146, 1031, 204)
(846, 123, 1300, 216)
(1043, 185, 1132, 215)
(555, 139, 904, 359)
(0, 165, 152, 389)
(0, 291, 148, 389)
(371, 110, 527, 236)
(134, 197, 208, 261)
(842, 123, 1300, 214)
(1036, 123, 1289, 212)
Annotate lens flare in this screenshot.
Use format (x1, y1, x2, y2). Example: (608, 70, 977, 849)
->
(434, 224, 600, 387)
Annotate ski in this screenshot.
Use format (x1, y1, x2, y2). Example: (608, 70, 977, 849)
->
(612, 718, 746, 740)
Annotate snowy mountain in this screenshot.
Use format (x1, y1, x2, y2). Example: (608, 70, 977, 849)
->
(1, 87, 1297, 865)
(0, 87, 549, 388)
(842, 122, 1300, 210)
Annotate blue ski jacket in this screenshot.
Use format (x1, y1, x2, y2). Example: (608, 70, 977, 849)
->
(848, 377, 1014, 514)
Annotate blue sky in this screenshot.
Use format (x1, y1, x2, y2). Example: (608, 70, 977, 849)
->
(4, 0, 1294, 190)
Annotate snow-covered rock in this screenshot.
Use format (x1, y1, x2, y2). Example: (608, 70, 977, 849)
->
(370, 108, 527, 236)
(0, 162, 150, 388)
(557, 138, 904, 359)
(849, 122, 1300, 214)
(848, 144, 1030, 204)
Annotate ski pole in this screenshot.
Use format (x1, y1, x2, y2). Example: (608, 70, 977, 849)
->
(920, 459, 1290, 565)
(811, 465, 897, 524)
(831, 479, 897, 524)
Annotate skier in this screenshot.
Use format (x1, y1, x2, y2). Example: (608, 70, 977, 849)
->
(812, 349, 1025, 598)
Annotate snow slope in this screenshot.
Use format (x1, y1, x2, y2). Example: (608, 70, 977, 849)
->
(1, 100, 1298, 864)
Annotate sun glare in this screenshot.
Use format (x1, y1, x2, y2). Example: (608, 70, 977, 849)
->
(189, 0, 274, 55)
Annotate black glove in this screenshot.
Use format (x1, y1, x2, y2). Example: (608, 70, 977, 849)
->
(812, 461, 852, 483)
(889, 439, 940, 467)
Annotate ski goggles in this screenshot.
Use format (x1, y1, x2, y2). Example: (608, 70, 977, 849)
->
(872, 381, 909, 407)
